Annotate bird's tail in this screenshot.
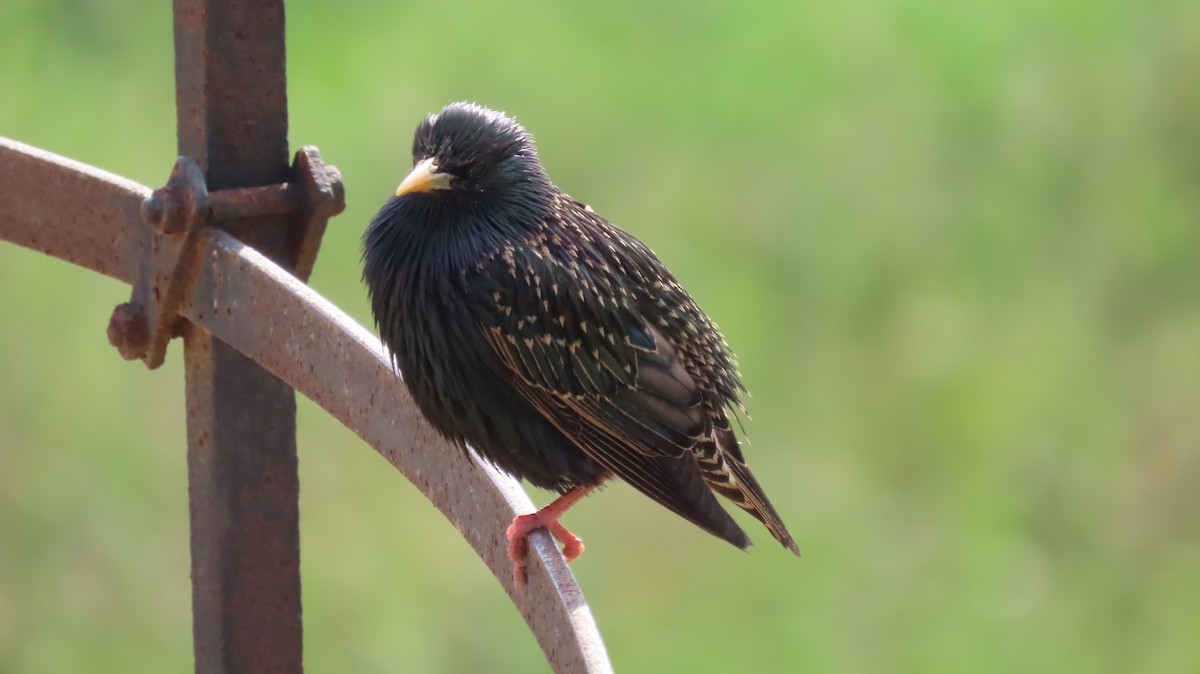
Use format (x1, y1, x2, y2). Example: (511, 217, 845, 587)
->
(697, 430, 801, 556)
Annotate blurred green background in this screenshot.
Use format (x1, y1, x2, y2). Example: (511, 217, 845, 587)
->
(3, 0, 1199, 671)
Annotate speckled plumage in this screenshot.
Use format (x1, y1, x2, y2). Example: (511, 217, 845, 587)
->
(363, 102, 799, 558)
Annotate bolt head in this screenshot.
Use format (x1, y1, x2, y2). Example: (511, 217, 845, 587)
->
(107, 303, 151, 360)
(142, 194, 166, 231)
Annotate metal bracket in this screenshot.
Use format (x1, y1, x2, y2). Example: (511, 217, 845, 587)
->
(107, 146, 345, 368)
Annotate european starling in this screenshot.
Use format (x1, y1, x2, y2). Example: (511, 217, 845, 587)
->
(363, 102, 800, 589)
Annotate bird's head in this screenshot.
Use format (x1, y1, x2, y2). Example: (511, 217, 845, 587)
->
(393, 102, 550, 211)
(364, 103, 554, 288)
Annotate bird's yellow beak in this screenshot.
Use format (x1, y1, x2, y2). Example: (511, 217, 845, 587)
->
(395, 157, 453, 196)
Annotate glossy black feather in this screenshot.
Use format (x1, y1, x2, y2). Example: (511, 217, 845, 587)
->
(363, 102, 798, 555)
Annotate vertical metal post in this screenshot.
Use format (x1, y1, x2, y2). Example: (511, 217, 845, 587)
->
(173, 1, 303, 671)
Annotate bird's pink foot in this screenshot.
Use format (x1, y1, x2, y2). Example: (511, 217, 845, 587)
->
(505, 485, 594, 593)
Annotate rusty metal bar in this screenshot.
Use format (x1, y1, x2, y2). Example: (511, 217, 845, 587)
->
(0, 138, 146, 284)
(0, 136, 613, 671)
(172, 0, 302, 671)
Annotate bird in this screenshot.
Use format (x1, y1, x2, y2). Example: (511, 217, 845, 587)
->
(362, 102, 800, 591)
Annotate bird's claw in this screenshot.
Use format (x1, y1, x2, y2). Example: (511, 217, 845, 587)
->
(506, 513, 586, 593)
(547, 521, 585, 561)
(512, 563, 530, 594)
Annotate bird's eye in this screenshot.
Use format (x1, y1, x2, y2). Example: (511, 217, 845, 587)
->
(443, 164, 472, 180)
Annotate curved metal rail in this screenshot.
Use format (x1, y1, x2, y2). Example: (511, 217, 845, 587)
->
(0, 137, 612, 673)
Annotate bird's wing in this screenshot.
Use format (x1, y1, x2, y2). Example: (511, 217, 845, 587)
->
(468, 241, 752, 548)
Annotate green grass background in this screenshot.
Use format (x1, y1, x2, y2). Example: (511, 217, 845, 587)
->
(3, 0, 1200, 671)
